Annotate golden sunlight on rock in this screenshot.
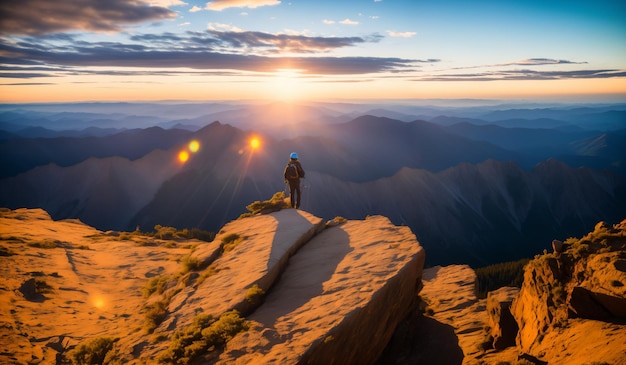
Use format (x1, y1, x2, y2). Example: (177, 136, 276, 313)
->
(90, 293, 107, 310)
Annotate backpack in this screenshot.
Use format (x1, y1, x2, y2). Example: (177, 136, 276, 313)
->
(286, 162, 299, 180)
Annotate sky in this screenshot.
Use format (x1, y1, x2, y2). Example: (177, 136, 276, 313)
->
(0, 0, 625, 103)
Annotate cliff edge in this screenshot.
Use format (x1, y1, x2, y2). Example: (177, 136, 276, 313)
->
(0, 207, 425, 365)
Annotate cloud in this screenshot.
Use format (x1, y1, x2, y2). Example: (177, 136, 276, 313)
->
(145, 0, 187, 7)
(189, 5, 202, 12)
(503, 58, 587, 66)
(0, 32, 423, 76)
(208, 30, 370, 53)
(418, 69, 626, 81)
(323, 20, 335, 25)
(0, 0, 177, 36)
(387, 31, 416, 38)
(339, 19, 359, 25)
(205, 0, 280, 11)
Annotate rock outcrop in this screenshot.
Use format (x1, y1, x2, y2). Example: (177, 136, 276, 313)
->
(0, 208, 425, 365)
(486, 287, 519, 350)
(510, 220, 626, 364)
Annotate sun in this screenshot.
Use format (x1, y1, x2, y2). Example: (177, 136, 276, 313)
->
(271, 69, 303, 101)
(250, 137, 260, 149)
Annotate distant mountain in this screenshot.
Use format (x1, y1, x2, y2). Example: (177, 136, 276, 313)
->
(444, 123, 626, 174)
(2, 118, 624, 267)
(0, 127, 193, 178)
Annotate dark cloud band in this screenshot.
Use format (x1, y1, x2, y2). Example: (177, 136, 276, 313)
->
(0, 0, 176, 36)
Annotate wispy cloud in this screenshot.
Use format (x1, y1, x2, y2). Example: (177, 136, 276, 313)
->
(387, 31, 416, 38)
(339, 19, 359, 25)
(451, 58, 588, 71)
(0, 31, 424, 76)
(205, 0, 280, 11)
(418, 69, 626, 81)
(189, 5, 202, 12)
(0, 0, 176, 36)
(323, 20, 335, 25)
(498, 58, 588, 67)
(145, 0, 188, 7)
(208, 30, 371, 54)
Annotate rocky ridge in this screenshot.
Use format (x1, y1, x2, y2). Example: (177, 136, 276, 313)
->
(0, 207, 424, 364)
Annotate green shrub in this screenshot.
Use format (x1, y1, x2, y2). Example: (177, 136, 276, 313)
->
(245, 284, 265, 304)
(152, 225, 215, 242)
(145, 301, 168, 333)
(67, 336, 118, 365)
(221, 233, 244, 252)
(143, 276, 170, 298)
(158, 311, 248, 364)
(239, 192, 288, 218)
(180, 255, 200, 273)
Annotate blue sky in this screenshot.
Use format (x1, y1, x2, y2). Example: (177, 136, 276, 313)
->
(0, 0, 624, 102)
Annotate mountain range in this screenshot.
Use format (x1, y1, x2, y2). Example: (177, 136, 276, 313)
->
(1, 101, 625, 266)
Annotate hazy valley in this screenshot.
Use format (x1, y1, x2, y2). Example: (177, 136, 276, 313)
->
(1, 101, 625, 266)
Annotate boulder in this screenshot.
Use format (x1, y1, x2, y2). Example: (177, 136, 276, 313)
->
(487, 286, 519, 350)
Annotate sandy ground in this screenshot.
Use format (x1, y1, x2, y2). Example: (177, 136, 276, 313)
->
(0, 208, 193, 365)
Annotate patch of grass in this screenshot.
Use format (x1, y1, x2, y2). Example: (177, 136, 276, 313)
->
(245, 284, 265, 304)
(143, 276, 170, 298)
(153, 225, 215, 242)
(180, 255, 200, 274)
(67, 336, 118, 365)
(239, 192, 289, 219)
(145, 301, 168, 334)
(158, 311, 248, 364)
(197, 264, 221, 286)
(221, 233, 244, 253)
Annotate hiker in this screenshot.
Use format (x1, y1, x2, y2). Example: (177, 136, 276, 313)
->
(284, 152, 305, 208)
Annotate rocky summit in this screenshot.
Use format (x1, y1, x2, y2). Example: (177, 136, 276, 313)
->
(0, 208, 424, 364)
(1, 207, 625, 365)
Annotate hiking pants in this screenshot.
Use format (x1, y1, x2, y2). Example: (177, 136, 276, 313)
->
(288, 179, 301, 208)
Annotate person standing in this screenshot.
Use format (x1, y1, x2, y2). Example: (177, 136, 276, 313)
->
(284, 152, 305, 208)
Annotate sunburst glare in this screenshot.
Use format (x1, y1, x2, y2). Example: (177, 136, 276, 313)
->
(189, 140, 200, 153)
(178, 150, 189, 163)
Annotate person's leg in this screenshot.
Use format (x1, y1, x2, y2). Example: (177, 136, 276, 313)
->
(294, 181, 301, 209)
(288, 181, 296, 208)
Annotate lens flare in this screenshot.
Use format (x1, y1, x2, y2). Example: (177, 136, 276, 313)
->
(178, 150, 189, 163)
(189, 140, 200, 153)
(250, 137, 260, 149)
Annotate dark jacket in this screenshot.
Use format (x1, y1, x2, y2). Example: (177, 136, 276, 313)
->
(284, 159, 305, 181)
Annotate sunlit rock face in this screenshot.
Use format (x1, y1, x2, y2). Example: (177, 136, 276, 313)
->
(0, 208, 424, 365)
(511, 220, 626, 364)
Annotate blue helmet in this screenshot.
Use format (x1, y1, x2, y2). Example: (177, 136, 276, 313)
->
(290, 152, 298, 159)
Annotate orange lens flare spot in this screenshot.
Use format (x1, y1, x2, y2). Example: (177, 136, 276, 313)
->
(250, 137, 260, 149)
(178, 150, 190, 163)
(189, 140, 200, 153)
